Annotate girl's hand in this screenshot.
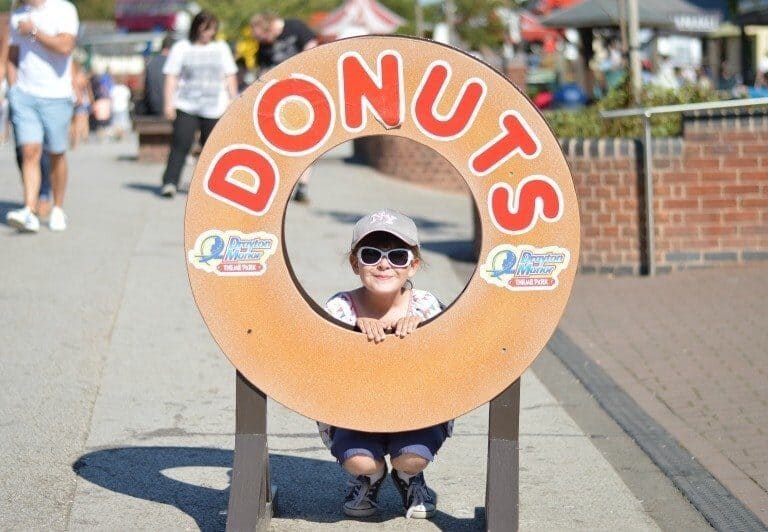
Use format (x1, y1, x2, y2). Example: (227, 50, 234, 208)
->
(164, 105, 176, 121)
(394, 316, 422, 338)
(356, 318, 387, 344)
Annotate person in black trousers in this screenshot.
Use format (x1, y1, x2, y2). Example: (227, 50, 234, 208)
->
(159, 11, 237, 198)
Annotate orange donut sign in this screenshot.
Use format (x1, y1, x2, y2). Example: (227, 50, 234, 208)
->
(185, 36, 580, 432)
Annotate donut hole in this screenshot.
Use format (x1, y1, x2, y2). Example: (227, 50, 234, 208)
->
(283, 135, 478, 328)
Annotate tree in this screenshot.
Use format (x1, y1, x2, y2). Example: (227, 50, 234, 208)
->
(0, 0, 114, 19)
(195, 0, 421, 39)
(196, 0, 340, 36)
(71, 0, 115, 20)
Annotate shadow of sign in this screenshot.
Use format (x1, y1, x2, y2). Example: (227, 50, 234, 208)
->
(73, 446, 482, 530)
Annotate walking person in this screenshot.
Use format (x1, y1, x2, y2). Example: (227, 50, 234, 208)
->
(1, 16, 52, 219)
(5, 0, 78, 233)
(160, 11, 237, 198)
(70, 61, 93, 148)
(143, 33, 173, 116)
(250, 12, 318, 203)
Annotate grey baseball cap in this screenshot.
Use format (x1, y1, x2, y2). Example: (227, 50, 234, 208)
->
(351, 209, 420, 249)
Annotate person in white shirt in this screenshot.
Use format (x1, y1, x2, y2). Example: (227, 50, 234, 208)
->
(109, 82, 131, 140)
(159, 10, 237, 198)
(5, 0, 78, 232)
(653, 54, 681, 91)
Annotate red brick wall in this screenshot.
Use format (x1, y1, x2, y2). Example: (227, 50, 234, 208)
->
(353, 137, 469, 194)
(567, 143, 643, 274)
(354, 112, 768, 274)
(653, 125, 768, 271)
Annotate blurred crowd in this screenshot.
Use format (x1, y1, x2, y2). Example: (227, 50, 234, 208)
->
(0, 60, 132, 147)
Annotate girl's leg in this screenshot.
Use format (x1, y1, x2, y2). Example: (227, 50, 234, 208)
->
(387, 425, 447, 519)
(342, 454, 385, 477)
(161, 110, 198, 188)
(198, 116, 218, 149)
(331, 429, 387, 518)
(390, 453, 429, 475)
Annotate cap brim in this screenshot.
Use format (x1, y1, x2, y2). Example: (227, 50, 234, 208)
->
(351, 228, 419, 250)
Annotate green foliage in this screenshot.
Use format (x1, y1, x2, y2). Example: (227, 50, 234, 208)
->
(72, 0, 115, 20)
(196, 0, 339, 35)
(0, 0, 114, 19)
(453, 0, 507, 50)
(545, 74, 718, 139)
(195, 0, 515, 51)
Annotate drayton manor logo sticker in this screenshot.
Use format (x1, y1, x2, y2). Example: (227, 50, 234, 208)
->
(188, 229, 278, 276)
(480, 244, 570, 291)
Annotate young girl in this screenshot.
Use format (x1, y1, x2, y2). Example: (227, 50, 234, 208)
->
(322, 209, 451, 519)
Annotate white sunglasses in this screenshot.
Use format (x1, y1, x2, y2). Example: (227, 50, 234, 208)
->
(356, 246, 414, 267)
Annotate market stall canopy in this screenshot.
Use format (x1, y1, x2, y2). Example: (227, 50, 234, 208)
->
(540, 0, 721, 33)
(318, 0, 406, 39)
(521, 10, 561, 43)
(115, 0, 187, 32)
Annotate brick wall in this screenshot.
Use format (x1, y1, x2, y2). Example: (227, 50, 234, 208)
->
(354, 109, 768, 274)
(352, 137, 469, 194)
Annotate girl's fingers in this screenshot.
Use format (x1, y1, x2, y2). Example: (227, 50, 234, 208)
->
(376, 323, 386, 343)
(363, 322, 375, 341)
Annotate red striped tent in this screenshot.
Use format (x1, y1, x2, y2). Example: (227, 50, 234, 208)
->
(318, 0, 406, 39)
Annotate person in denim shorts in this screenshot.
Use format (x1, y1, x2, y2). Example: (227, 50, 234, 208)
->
(320, 209, 453, 520)
(5, 0, 78, 233)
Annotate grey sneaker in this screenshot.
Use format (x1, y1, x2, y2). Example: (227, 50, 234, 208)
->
(6, 207, 40, 233)
(160, 183, 176, 198)
(343, 473, 385, 518)
(391, 470, 436, 519)
(292, 182, 308, 203)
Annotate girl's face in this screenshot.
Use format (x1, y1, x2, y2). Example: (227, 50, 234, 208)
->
(197, 22, 217, 44)
(350, 233, 420, 295)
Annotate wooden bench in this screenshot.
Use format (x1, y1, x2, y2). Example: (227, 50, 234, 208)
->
(134, 115, 201, 163)
(134, 115, 173, 163)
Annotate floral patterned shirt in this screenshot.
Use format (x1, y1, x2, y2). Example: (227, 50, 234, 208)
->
(324, 289, 443, 326)
(317, 289, 453, 448)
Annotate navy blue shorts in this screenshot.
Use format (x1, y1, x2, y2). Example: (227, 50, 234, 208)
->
(330, 424, 448, 464)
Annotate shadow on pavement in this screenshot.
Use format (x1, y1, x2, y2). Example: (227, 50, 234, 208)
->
(421, 240, 476, 263)
(0, 200, 24, 219)
(314, 209, 460, 232)
(73, 446, 482, 531)
(123, 183, 188, 196)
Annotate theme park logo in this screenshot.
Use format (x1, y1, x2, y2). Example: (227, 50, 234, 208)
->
(188, 230, 277, 276)
(480, 244, 570, 291)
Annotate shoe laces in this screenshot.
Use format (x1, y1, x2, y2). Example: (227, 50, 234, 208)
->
(347, 476, 378, 509)
(405, 474, 431, 518)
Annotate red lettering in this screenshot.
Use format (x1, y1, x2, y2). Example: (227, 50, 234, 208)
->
(255, 75, 334, 156)
(488, 176, 562, 235)
(412, 61, 486, 140)
(340, 51, 403, 131)
(470, 111, 541, 176)
(204, 146, 278, 216)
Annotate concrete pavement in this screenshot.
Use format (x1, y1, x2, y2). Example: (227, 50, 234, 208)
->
(1, 136, 709, 530)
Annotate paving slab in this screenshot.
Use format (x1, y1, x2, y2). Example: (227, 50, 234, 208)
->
(559, 267, 768, 525)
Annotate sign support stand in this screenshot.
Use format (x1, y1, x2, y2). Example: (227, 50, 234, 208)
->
(487, 378, 521, 531)
(226, 371, 275, 531)
(225, 372, 520, 531)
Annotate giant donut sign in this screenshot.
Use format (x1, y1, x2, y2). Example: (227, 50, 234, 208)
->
(185, 36, 580, 432)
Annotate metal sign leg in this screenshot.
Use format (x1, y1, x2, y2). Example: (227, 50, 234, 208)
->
(226, 371, 275, 531)
(486, 378, 521, 531)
